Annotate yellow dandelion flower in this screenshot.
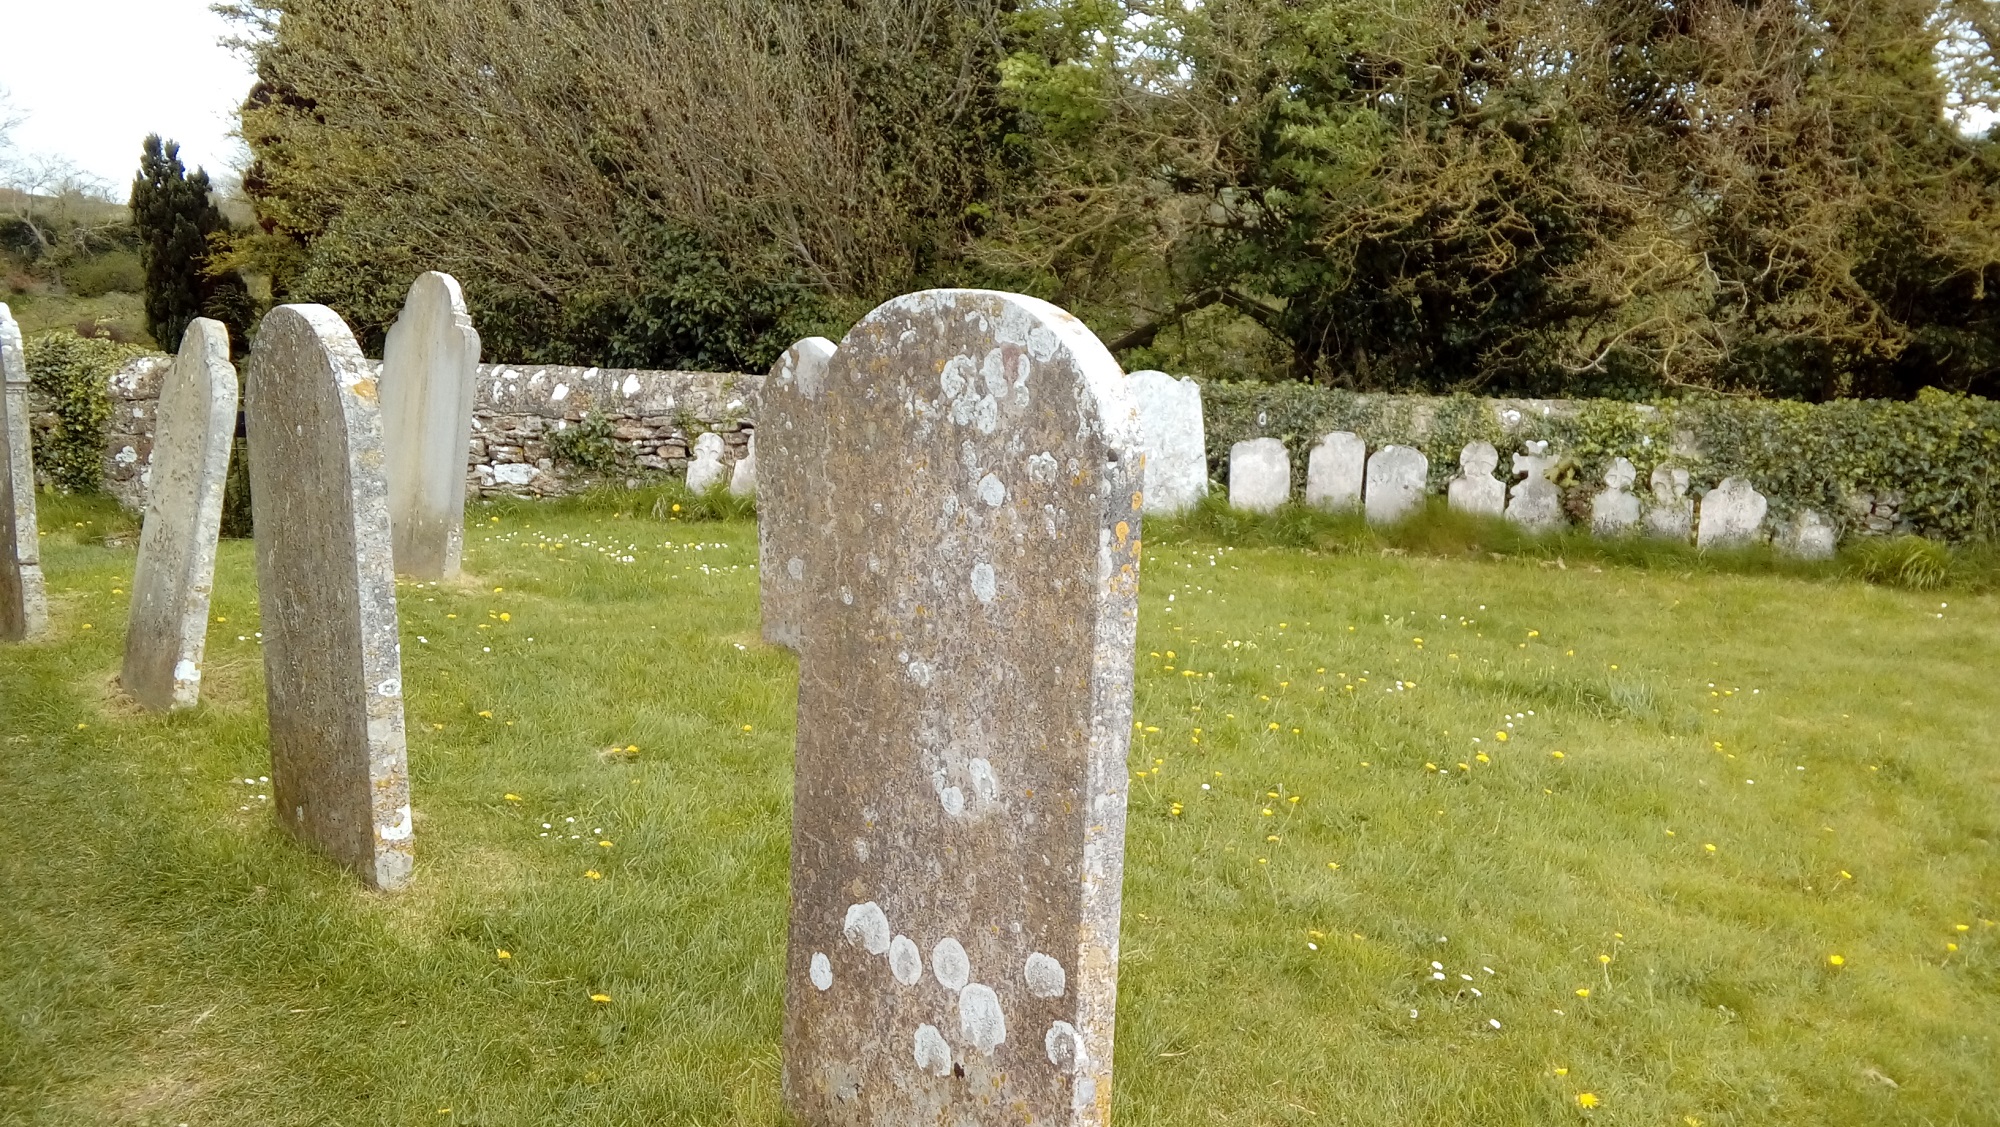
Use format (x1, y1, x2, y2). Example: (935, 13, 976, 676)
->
(1828, 954, 1845, 966)
(590, 993, 612, 1003)
(496, 949, 511, 959)
(599, 840, 614, 848)
(499, 612, 511, 622)
(1575, 988, 1590, 998)
(1261, 808, 1274, 816)
(479, 710, 494, 719)
(1577, 1093, 1599, 1109)
(585, 870, 603, 880)
(1704, 843, 1717, 852)
(1598, 953, 1611, 965)
(504, 793, 522, 802)
(1495, 731, 1508, 742)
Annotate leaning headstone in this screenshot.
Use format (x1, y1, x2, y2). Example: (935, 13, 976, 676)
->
(379, 271, 481, 580)
(1305, 431, 1366, 511)
(1644, 466, 1693, 541)
(1446, 442, 1505, 517)
(1589, 457, 1642, 537)
(122, 319, 237, 711)
(1229, 437, 1290, 512)
(1506, 441, 1565, 532)
(0, 303, 47, 642)
(1128, 370, 1208, 516)
(247, 305, 413, 891)
(1775, 508, 1837, 560)
(756, 337, 838, 649)
(729, 432, 758, 497)
(782, 289, 1140, 1127)
(685, 431, 728, 493)
(1363, 444, 1428, 525)
(1696, 477, 1768, 550)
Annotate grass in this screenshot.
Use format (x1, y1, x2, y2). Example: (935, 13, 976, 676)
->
(2, 489, 1996, 1126)
(2, 289, 152, 344)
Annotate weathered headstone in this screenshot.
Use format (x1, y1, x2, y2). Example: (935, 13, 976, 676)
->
(1229, 437, 1290, 513)
(1506, 441, 1565, 532)
(1589, 457, 1641, 537)
(379, 271, 481, 580)
(122, 318, 237, 710)
(686, 431, 728, 493)
(1775, 508, 1837, 560)
(246, 305, 413, 891)
(782, 289, 1140, 1127)
(729, 432, 758, 497)
(1446, 441, 1505, 517)
(0, 302, 47, 642)
(1644, 465, 1693, 541)
(1363, 444, 1428, 525)
(1696, 477, 1768, 550)
(756, 337, 838, 649)
(1128, 370, 1208, 516)
(1305, 431, 1366, 511)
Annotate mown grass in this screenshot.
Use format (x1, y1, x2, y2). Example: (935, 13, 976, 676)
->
(1, 489, 1995, 1126)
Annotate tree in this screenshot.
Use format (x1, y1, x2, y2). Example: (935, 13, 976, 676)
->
(130, 135, 236, 353)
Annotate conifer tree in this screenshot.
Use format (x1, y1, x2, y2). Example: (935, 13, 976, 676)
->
(130, 135, 229, 352)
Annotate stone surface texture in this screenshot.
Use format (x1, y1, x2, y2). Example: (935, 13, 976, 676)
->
(781, 290, 1141, 1127)
(1305, 431, 1367, 511)
(1644, 466, 1694, 541)
(380, 271, 481, 579)
(122, 319, 236, 710)
(1228, 437, 1290, 512)
(1697, 477, 1769, 549)
(1127, 370, 1208, 516)
(0, 303, 47, 641)
(756, 337, 838, 649)
(1507, 442, 1566, 532)
(729, 432, 758, 497)
(1363, 444, 1428, 525)
(1590, 457, 1642, 537)
(1776, 508, 1837, 559)
(246, 305, 413, 891)
(1446, 442, 1505, 516)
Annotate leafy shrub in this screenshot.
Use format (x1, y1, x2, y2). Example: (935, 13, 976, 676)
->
(66, 251, 144, 298)
(545, 413, 627, 474)
(22, 331, 144, 492)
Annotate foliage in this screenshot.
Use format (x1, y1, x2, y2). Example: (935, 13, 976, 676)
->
(21, 331, 142, 493)
(129, 136, 250, 354)
(544, 413, 627, 475)
(1849, 535, 1956, 590)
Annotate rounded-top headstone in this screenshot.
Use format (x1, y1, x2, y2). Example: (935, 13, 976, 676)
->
(1305, 432, 1366, 511)
(1127, 370, 1208, 516)
(0, 302, 48, 641)
(757, 336, 839, 649)
(1364, 444, 1428, 524)
(1229, 437, 1290, 513)
(380, 271, 481, 580)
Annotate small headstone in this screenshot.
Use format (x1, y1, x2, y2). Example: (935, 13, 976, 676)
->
(379, 271, 481, 580)
(122, 318, 237, 711)
(1128, 370, 1208, 515)
(246, 305, 413, 891)
(1589, 457, 1641, 537)
(1696, 477, 1768, 549)
(1775, 508, 1837, 560)
(1445, 442, 1505, 517)
(0, 303, 47, 641)
(783, 290, 1140, 1127)
(1229, 437, 1290, 512)
(685, 431, 728, 493)
(1363, 444, 1428, 525)
(1644, 466, 1693, 541)
(729, 432, 757, 497)
(1506, 441, 1565, 532)
(1305, 432, 1367, 511)
(756, 337, 838, 649)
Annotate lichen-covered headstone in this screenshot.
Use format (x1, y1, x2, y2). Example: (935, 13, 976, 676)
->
(729, 432, 758, 497)
(1589, 457, 1641, 537)
(0, 303, 47, 641)
(380, 271, 481, 579)
(1128, 370, 1208, 516)
(247, 304, 413, 891)
(686, 431, 728, 493)
(782, 289, 1141, 1127)
(757, 337, 838, 649)
(1775, 508, 1837, 560)
(1228, 437, 1290, 512)
(1446, 442, 1505, 517)
(122, 318, 237, 710)
(1506, 441, 1565, 532)
(1696, 477, 1768, 550)
(1305, 431, 1366, 511)
(1644, 466, 1693, 541)
(1363, 444, 1428, 525)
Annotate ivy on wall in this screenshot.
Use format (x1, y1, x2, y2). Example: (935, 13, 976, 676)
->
(23, 332, 146, 494)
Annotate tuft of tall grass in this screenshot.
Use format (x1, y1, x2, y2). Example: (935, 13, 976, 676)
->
(1849, 535, 1954, 591)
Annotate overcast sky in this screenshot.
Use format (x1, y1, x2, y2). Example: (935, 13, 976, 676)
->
(0, 0, 258, 189)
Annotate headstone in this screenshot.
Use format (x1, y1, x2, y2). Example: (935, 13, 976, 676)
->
(1506, 441, 1565, 532)
(729, 432, 757, 497)
(756, 337, 838, 649)
(1127, 370, 1208, 516)
(1644, 466, 1693, 541)
(1696, 477, 1768, 550)
(686, 431, 727, 493)
(1363, 444, 1428, 525)
(246, 305, 413, 891)
(1305, 431, 1366, 511)
(379, 271, 481, 580)
(1775, 508, 1837, 560)
(1445, 441, 1505, 517)
(122, 318, 237, 711)
(1589, 457, 1641, 537)
(782, 290, 1140, 1127)
(1228, 437, 1290, 512)
(0, 303, 47, 641)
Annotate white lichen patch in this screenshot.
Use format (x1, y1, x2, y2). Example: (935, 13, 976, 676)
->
(970, 562, 997, 603)
(842, 902, 891, 955)
(931, 938, 971, 991)
(1024, 952, 1066, 998)
(914, 1024, 953, 1077)
(968, 758, 998, 804)
(810, 952, 833, 991)
(889, 935, 923, 986)
(1044, 1021, 1084, 1072)
(958, 983, 1007, 1054)
(977, 472, 1007, 507)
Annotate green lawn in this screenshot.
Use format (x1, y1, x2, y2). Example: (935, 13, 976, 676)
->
(2, 492, 1995, 1126)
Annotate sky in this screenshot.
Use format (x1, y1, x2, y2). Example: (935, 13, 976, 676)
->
(0, 0, 258, 189)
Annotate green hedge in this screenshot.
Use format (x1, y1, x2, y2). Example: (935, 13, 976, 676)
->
(1201, 384, 2000, 542)
(22, 332, 147, 493)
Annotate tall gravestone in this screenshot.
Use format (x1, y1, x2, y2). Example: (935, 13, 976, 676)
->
(122, 318, 237, 710)
(757, 337, 838, 649)
(1506, 441, 1565, 532)
(1363, 444, 1427, 525)
(1644, 465, 1693, 541)
(247, 305, 413, 891)
(1589, 457, 1641, 537)
(1446, 442, 1505, 516)
(1229, 438, 1290, 512)
(1305, 431, 1366, 511)
(1697, 477, 1768, 550)
(1127, 370, 1208, 516)
(0, 303, 46, 641)
(380, 271, 481, 580)
(729, 432, 758, 497)
(782, 290, 1141, 1127)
